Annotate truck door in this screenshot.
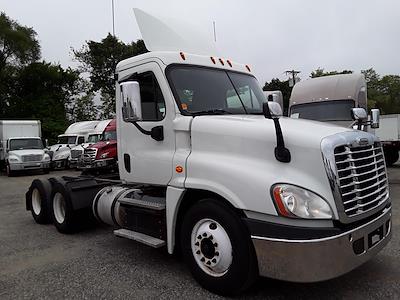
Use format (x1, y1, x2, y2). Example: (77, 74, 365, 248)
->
(117, 62, 176, 185)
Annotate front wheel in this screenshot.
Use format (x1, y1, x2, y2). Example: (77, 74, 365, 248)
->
(6, 163, 14, 177)
(180, 199, 258, 296)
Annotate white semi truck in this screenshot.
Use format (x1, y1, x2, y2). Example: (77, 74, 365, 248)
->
(25, 10, 392, 295)
(0, 120, 51, 176)
(49, 121, 99, 169)
(69, 120, 112, 168)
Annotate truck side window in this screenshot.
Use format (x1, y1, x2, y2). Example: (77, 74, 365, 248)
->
(136, 72, 166, 121)
(78, 137, 85, 144)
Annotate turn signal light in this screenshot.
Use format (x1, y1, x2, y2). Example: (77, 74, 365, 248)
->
(176, 166, 183, 173)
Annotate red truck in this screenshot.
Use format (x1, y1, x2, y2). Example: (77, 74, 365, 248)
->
(79, 119, 118, 173)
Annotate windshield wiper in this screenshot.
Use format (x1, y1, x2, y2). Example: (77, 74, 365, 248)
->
(191, 109, 233, 116)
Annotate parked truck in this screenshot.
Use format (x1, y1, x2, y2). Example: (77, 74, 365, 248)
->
(0, 120, 50, 176)
(49, 121, 99, 169)
(69, 119, 112, 168)
(25, 10, 392, 296)
(373, 114, 400, 166)
(79, 119, 118, 173)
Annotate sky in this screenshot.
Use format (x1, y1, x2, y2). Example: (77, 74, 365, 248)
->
(0, 0, 399, 84)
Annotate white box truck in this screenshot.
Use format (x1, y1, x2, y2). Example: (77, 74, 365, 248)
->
(49, 121, 100, 169)
(374, 114, 400, 166)
(0, 120, 51, 176)
(24, 9, 392, 296)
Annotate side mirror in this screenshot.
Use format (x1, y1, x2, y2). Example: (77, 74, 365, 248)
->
(121, 81, 142, 122)
(351, 108, 367, 121)
(370, 109, 380, 129)
(267, 102, 283, 117)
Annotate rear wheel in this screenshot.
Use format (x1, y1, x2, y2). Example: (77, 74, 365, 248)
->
(26, 179, 52, 224)
(50, 182, 87, 233)
(181, 199, 258, 296)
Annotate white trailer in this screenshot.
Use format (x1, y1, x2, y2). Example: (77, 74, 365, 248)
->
(0, 120, 50, 176)
(25, 9, 392, 296)
(374, 114, 400, 166)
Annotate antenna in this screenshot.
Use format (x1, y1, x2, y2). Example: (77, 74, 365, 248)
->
(111, 0, 116, 36)
(213, 21, 217, 42)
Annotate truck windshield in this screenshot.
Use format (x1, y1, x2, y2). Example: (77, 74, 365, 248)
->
(167, 66, 266, 115)
(87, 134, 101, 143)
(102, 130, 117, 141)
(290, 100, 355, 121)
(10, 139, 43, 150)
(57, 136, 77, 144)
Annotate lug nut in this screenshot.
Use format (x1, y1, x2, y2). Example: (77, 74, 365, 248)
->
(196, 250, 200, 255)
(197, 235, 202, 240)
(209, 223, 217, 230)
(209, 235, 213, 240)
(212, 258, 217, 263)
(206, 261, 211, 265)
(201, 257, 205, 262)
(195, 242, 199, 246)
(202, 233, 207, 237)
(214, 243, 218, 247)
(215, 251, 219, 256)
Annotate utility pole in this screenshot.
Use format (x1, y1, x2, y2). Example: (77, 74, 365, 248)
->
(285, 70, 301, 87)
(111, 0, 116, 36)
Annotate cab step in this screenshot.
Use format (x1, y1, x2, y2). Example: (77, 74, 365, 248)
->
(114, 228, 166, 248)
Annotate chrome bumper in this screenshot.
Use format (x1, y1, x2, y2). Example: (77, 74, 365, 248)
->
(9, 161, 50, 171)
(251, 207, 392, 282)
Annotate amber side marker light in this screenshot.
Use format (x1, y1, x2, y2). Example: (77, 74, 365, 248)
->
(272, 186, 291, 217)
(210, 56, 216, 64)
(245, 64, 251, 72)
(219, 58, 224, 66)
(180, 52, 186, 60)
(226, 59, 232, 67)
(176, 166, 184, 173)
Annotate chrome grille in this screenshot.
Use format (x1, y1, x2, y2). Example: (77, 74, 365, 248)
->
(22, 154, 42, 162)
(70, 149, 83, 159)
(83, 148, 97, 163)
(334, 142, 388, 217)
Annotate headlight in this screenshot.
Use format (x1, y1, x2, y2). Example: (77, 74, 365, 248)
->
(100, 152, 109, 159)
(43, 154, 51, 161)
(9, 157, 19, 162)
(272, 184, 333, 219)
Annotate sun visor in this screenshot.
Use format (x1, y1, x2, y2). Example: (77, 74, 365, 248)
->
(133, 8, 219, 56)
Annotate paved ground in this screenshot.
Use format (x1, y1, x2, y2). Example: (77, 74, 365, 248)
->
(0, 166, 399, 299)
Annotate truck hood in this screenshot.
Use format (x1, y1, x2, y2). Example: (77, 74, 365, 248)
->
(89, 140, 117, 150)
(49, 144, 73, 152)
(186, 115, 355, 218)
(8, 149, 45, 160)
(52, 147, 71, 160)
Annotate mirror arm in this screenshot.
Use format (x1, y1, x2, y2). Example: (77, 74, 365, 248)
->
(131, 121, 164, 141)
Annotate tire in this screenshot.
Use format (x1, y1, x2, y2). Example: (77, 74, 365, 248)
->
(180, 199, 258, 296)
(26, 179, 53, 224)
(6, 162, 14, 177)
(384, 148, 399, 167)
(50, 182, 87, 233)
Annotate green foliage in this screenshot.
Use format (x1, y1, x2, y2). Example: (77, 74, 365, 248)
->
(0, 12, 40, 71)
(362, 68, 400, 113)
(310, 68, 353, 78)
(262, 78, 292, 114)
(8, 62, 79, 143)
(73, 34, 147, 118)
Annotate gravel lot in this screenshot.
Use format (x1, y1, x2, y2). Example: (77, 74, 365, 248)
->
(0, 166, 399, 299)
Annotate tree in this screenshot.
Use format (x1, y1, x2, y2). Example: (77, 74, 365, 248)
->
(9, 62, 80, 143)
(0, 12, 41, 117)
(310, 68, 353, 78)
(0, 12, 40, 71)
(263, 78, 292, 115)
(73, 34, 147, 118)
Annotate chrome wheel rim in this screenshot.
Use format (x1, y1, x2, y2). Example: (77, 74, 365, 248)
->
(191, 218, 233, 277)
(53, 192, 66, 224)
(31, 188, 41, 215)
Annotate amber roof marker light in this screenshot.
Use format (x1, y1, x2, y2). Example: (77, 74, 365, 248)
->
(180, 52, 186, 60)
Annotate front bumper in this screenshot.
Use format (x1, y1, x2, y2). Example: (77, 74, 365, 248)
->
(52, 158, 68, 169)
(79, 158, 116, 170)
(250, 207, 392, 282)
(9, 161, 50, 171)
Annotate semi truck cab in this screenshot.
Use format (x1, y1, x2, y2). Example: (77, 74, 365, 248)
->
(25, 10, 392, 295)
